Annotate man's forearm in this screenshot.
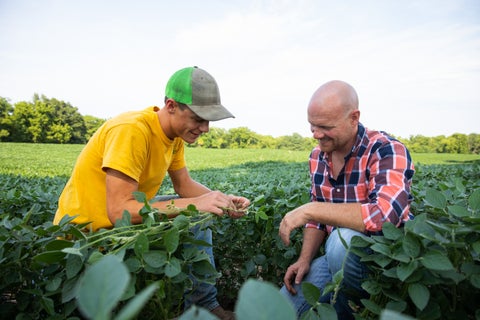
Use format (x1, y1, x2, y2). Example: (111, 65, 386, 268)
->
(304, 202, 365, 233)
(297, 228, 326, 263)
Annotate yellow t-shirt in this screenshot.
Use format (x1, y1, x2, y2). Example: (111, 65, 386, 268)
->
(53, 106, 186, 231)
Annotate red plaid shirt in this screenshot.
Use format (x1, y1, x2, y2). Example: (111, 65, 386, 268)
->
(306, 123, 415, 235)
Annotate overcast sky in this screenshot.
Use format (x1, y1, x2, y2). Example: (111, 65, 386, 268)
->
(1, 0, 479, 138)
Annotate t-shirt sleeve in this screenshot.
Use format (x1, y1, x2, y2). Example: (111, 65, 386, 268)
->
(102, 124, 149, 181)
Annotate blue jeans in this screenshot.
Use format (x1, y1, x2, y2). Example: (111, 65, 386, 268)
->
(280, 228, 370, 319)
(183, 226, 219, 311)
(153, 195, 219, 311)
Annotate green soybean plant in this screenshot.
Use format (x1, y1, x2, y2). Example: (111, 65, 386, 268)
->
(351, 173, 480, 319)
(1, 192, 220, 319)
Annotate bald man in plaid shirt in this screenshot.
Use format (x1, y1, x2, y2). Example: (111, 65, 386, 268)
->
(279, 80, 415, 319)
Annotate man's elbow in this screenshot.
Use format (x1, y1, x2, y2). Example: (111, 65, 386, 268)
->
(107, 205, 128, 225)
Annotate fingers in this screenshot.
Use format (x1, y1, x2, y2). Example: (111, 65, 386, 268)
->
(283, 267, 298, 295)
(294, 268, 306, 286)
(223, 195, 251, 218)
(230, 195, 251, 209)
(200, 191, 250, 217)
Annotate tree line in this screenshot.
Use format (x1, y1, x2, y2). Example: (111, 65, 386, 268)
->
(1, 95, 479, 153)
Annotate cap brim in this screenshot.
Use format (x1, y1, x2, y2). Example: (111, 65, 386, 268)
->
(188, 104, 235, 121)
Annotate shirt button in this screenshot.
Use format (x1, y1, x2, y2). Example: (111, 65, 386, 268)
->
(336, 188, 340, 192)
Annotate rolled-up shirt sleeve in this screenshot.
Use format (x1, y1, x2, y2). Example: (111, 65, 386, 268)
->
(361, 142, 414, 232)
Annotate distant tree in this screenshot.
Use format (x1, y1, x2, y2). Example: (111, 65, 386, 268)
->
(449, 133, 469, 154)
(1, 93, 478, 152)
(226, 127, 261, 148)
(276, 133, 315, 151)
(0, 97, 14, 140)
(195, 127, 228, 148)
(467, 133, 480, 154)
(407, 135, 435, 153)
(6, 94, 87, 143)
(8, 100, 33, 142)
(83, 115, 106, 141)
(258, 135, 277, 149)
(47, 123, 72, 143)
(35, 95, 86, 143)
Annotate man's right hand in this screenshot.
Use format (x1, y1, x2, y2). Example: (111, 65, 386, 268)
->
(283, 259, 311, 295)
(194, 190, 237, 216)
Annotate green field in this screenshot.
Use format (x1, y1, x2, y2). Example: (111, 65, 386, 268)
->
(1, 142, 479, 177)
(1, 142, 479, 318)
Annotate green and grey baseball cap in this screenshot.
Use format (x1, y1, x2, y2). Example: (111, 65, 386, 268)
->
(165, 66, 235, 121)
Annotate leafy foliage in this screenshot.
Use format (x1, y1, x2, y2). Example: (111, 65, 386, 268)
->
(350, 165, 480, 319)
(0, 95, 106, 144)
(0, 189, 220, 319)
(0, 147, 479, 319)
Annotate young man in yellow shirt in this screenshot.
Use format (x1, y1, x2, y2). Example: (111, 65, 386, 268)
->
(54, 66, 249, 320)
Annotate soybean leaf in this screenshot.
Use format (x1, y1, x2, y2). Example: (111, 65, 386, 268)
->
(115, 210, 132, 228)
(382, 222, 403, 241)
(361, 298, 382, 315)
(165, 256, 182, 278)
(45, 277, 62, 292)
(470, 274, 480, 289)
(34, 251, 66, 263)
(350, 235, 375, 247)
(255, 210, 268, 221)
(385, 300, 408, 314)
(66, 254, 83, 279)
(315, 303, 337, 319)
(41, 296, 55, 316)
(179, 305, 216, 320)
(172, 214, 190, 230)
(362, 280, 382, 295)
(235, 279, 296, 320)
(371, 243, 392, 257)
(425, 188, 446, 209)
(402, 233, 421, 258)
(124, 256, 142, 273)
(133, 191, 148, 204)
(143, 250, 168, 268)
(164, 227, 180, 254)
(76, 254, 130, 319)
(45, 239, 74, 251)
(408, 283, 429, 311)
(366, 254, 392, 268)
(472, 241, 480, 255)
(397, 260, 418, 282)
(380, 309, 416, 320)
(468, 189, 480, 211)
(448, 205, 470, 218)
(301, 282, 321, 307)
(421, 251, 454, 271)
(116, 282, 159, 320)
(134, 232, 149, 257)
(61, 277, 78, 303)
(87, 251, 105, 265)
(61, 247, 83, 257)
(192, 259, 219, 277)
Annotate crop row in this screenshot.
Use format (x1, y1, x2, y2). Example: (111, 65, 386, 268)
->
(0, 161, 479, 319)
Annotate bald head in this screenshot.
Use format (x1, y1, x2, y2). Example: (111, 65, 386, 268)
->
(309, 80, 359, 115)
(307, 80, 360, 154)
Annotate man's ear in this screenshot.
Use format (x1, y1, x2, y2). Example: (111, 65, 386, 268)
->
(165, 99, 176, 114)
(351, 109, 360, 124)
